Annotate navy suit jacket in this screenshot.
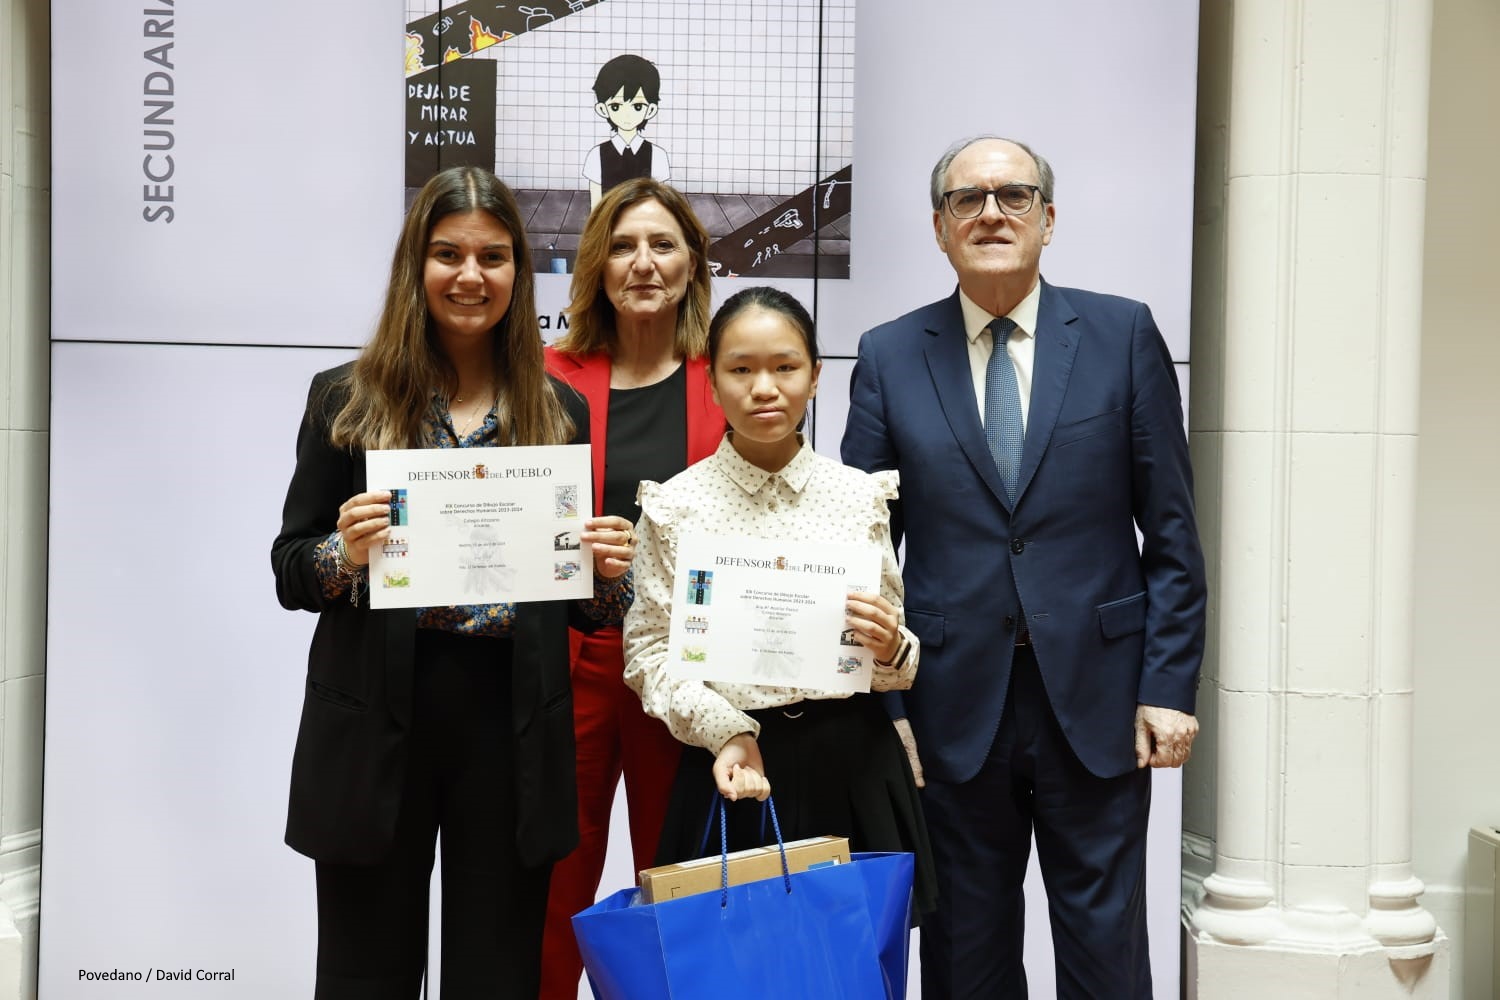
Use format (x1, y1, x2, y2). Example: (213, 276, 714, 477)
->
(841, 282, 1206, 781)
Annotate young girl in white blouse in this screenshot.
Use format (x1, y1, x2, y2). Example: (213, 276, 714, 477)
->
(622, 286, 934, 914)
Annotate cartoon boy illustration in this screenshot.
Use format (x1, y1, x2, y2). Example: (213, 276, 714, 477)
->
(582, 54, 671, 208)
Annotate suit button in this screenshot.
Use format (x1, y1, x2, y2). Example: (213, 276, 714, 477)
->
(1003, 615, 1015, 630)
(1010, 538, 1025, 555)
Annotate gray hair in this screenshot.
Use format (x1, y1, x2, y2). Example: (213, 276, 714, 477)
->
(929, 136, 1056, 211)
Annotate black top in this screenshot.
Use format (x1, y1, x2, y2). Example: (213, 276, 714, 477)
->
(600, 138, 654, 191)
(604, 361, 688, 521)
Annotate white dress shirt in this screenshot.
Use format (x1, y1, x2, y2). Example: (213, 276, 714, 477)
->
(960, 279, 1043, 432)
(622, 435, 919, 753)
(580, 132, 673, 183)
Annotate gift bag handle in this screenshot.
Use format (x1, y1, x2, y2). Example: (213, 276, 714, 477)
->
(702, 796, 793, 908)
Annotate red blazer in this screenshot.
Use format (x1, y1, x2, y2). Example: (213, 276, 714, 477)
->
(544, 347, 724, 514)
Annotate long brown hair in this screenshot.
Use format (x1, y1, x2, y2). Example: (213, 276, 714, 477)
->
(329, 167, 572, 450)
(554, 178, 712, 358)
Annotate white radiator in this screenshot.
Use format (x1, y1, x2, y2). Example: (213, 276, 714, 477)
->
(1468, 827, 1500, 999)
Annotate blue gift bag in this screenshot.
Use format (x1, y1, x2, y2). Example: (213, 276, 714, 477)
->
(572, 801, 914, 999)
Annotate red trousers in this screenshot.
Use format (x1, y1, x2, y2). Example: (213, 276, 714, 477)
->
(538, 626, 683, 999)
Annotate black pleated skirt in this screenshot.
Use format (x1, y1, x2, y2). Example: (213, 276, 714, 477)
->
(653, 692, 937, 920)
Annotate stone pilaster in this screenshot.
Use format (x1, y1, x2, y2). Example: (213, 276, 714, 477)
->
(1184, 1, 1448, 995)
(0, 0, 49, 995)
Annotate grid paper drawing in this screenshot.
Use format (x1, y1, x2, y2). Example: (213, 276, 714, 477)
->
(404, 0, 855, 279)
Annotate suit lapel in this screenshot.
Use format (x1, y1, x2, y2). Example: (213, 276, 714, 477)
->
(1015, 281, 1080, 503)
(922, 294, 1012, 508)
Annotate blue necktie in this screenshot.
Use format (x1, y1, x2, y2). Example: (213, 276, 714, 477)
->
(984, 318, 1024, 503)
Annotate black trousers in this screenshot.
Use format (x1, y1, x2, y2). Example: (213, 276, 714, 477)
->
(918, 644, 1153, 1000)
(313, 631, 551, 1000)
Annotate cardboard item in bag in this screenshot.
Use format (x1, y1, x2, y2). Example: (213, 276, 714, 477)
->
(638, 835, 852, 903)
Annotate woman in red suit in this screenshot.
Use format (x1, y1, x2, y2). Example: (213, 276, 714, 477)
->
(541, 178, 722, 998)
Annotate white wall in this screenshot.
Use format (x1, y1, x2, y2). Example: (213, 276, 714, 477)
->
(1412, 0, 1500, 994)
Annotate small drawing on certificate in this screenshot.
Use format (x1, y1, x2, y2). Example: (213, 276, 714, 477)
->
(554, 484, 579, 519)
(685, 569, 713, 606)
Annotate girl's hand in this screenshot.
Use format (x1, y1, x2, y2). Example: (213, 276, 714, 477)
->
(713, 733, 771, 802)
(335, 491, 394, 566)
(582, 515, 636, 579)
(846, 591, 903, 663)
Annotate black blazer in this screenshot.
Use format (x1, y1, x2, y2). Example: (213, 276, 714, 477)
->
(271, 362, 592, 867)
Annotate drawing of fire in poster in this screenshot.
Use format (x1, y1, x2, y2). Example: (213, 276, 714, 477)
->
(403, 0, 855, 279)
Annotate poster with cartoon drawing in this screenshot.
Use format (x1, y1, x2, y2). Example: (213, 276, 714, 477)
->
(583, 54, 671, 207)
(402, 0, 855, 281)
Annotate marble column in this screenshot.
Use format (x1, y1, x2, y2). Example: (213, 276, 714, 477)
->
(1183, 1, 1449, 995)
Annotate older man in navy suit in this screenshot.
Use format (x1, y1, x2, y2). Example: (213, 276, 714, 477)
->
(842, 136, 1207, 998)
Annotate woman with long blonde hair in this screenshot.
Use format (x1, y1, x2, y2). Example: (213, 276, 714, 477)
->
(539, 178, 724, 998)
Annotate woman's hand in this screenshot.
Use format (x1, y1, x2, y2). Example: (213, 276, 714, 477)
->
(335, 491, 393, 566)
(583, 515, 636, 580)
(713, 733, 771, 802)
(846, 591, 904, 664)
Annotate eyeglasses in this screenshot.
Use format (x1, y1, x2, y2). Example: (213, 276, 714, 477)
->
(941, 184, 1043, 219)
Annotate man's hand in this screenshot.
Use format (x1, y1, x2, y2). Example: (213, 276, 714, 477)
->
(893, 718, 925, 788)
(1134, 705, 1198, 769)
